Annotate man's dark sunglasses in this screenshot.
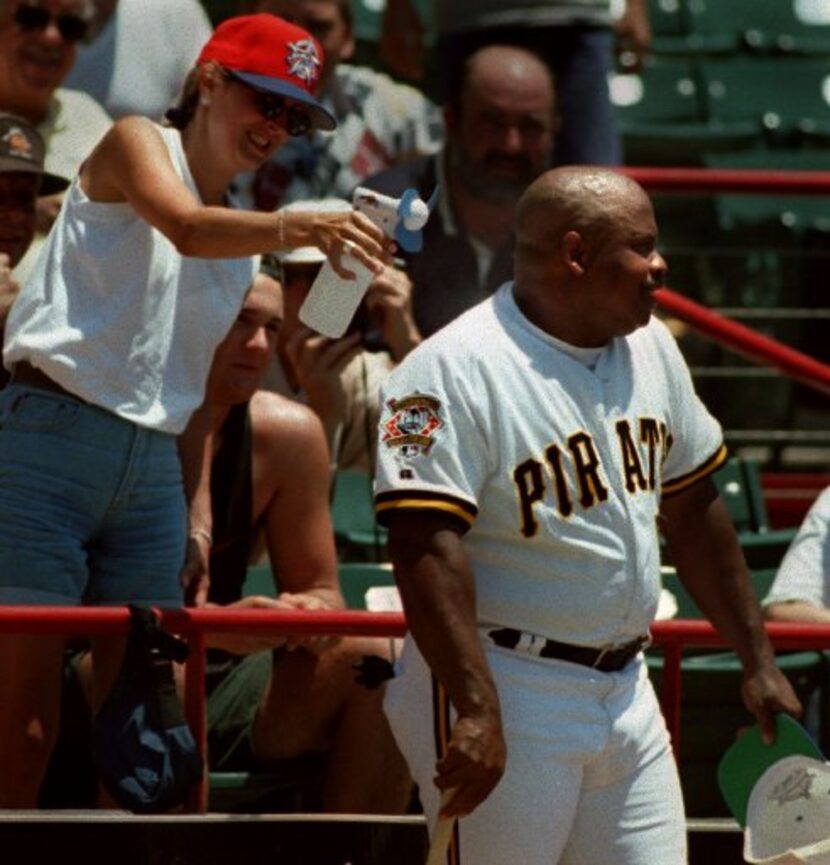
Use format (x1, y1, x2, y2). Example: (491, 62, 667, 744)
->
(224, 72, 314, 138)
(14, 3, 90, 44)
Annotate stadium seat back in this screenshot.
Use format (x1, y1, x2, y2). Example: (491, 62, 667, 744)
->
(611, 58, 703, 124)
(338, 562, 397, 610)
(740, 0, 830, 53)
(331, 470, 388, 561)
(701, 57, 830, 145)
(682, 0, 744, 53)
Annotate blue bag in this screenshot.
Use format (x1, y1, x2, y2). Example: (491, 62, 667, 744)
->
(91, 605, 203, 813)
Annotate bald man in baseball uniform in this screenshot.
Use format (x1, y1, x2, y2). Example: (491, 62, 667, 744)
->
(373, 167, 802, 864)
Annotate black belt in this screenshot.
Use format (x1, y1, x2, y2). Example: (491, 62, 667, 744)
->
(488, 628, 650, 672)
(11, 361, 75, 398)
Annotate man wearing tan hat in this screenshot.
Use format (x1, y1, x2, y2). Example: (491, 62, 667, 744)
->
(0, 0, 111, 286)
(0, 112, 68, 386)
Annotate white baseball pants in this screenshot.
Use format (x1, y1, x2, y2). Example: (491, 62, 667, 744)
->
(384, 635, 687, 865)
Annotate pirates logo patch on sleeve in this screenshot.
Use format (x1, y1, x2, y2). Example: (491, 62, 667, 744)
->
(382, 393, 443, 459)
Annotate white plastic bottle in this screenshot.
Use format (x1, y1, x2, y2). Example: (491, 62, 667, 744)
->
(298, 253, 375, 338)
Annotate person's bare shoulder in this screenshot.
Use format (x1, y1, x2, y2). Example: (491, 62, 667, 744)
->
(249, 392, 332, 511)
(249, 390, 329, 464)
(82, 115, 168, 198)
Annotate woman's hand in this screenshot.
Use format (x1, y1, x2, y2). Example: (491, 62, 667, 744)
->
(286, 208, 395, 279)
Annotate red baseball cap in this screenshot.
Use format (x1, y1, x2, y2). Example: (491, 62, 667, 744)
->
(198, 14, 336, 132)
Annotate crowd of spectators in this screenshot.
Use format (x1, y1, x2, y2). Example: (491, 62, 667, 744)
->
(6, 0, 825, 836)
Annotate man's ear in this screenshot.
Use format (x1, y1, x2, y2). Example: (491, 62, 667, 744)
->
(562, 231, 587, 275)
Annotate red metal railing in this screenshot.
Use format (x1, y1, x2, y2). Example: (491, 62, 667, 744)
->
(762, 471, 830, 527)
(651, 619, 830, 760)
(624, 166, 830, 398)
(622, 165, 830, 196)
(0, 606, 406, 813)
(2, 607, 830, 812)
(653, 288, 830, 397)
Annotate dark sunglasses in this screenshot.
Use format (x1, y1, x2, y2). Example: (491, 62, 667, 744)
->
(13, 3, 90, 44)
(224, 72, 314, 138)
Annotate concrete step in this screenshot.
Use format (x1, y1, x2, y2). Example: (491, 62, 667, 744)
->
(0, 811, 745, 864)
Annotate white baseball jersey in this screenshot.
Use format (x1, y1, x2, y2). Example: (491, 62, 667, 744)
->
(764, 487, 830, 608)
(375, 283, 727, 647)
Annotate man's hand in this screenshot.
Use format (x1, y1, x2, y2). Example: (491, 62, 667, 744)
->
(180, 532, 210, 607)
(741, 662, 803, 745)
(206, 595, 293, 654)
(277, 590, 343, 653)
(364, 266, 421, 360)
(205, 593, 343, 655)
(284, 325, 362, 418)
(434, 712, 507, 818)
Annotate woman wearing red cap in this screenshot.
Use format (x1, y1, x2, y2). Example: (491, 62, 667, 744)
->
(0, 14, 391, 808)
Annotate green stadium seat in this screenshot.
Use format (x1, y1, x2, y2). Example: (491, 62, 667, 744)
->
(647, 0, 687, 38)
(331, 470, 389, 562)
(679, 0, 830, 55)
(660, 565, 779, 620)
(701, 57, 830, 148)
(666, 0, 742, 55)
(612, 58, 702, 124)
(705, 150, 830, 237)
(660, 459, 797, 569)
(738, 0, 830, 54)
(611, 59, 761, 165)
(241, 562, 276, 598)
(338, 561, 397, 610)
(712, 458, 798, 568)
(645, 0, 693, 55)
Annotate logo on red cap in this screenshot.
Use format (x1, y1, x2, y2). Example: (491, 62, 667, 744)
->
(286, 39, 321, 86)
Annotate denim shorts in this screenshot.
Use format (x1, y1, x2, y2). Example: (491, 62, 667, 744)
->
(0, 384, 187, 606)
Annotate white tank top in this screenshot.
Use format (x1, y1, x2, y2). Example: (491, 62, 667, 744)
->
(4, 125, 258, 435)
